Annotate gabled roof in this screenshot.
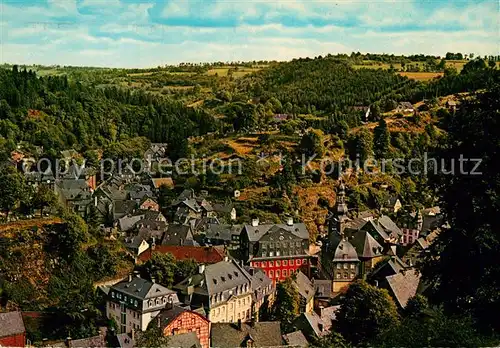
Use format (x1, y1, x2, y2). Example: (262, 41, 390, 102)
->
(157, 305, 209, 329)
(211, 322, 282, 348)
(111, 276, 176, 300)
(350, 230, 383, 258)
(242, 222, 309, 242)
(0, 311, 25, 338)
(172, 189, 196, 206)
(293, 271, 315, 302)
(69, 335, 106, 348)
(283, 331, 308, 347)
(166, 332, 201, 348)
(365, 219, 390, 241)
(313, 279, 333, 299)
(385, 270, 421, 308)
(378, 215, 403, 238)
(113, 200, 137, 216)
(161, 224, 194, 246)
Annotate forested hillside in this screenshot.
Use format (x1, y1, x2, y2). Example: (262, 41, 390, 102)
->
(237, 58, 415, 112)
(0, 67, 217, 160)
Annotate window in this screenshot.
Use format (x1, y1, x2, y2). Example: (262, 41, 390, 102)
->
(112, 292, 115, 298)
(336, 263, 341, 269)
(276, 251, 280, 256)
(350, 264, 355, 270)
(283, 260, 288, 266)
(351, 272, 356, 278)
(283, 270, 288, 277)
(343, 263, 348, 269)
(230, 303, 233, 310)
(254, 262, 260, 267)
(262, 261, 267, 267)
(217, 308, 220, 315)
(296, 259, 301, 265)
(269, 261, 274, 267)
(303, 259, 307, 264)
(343, 273, 348, 279)
(276, 270, 280, 278)
(269, 251, 274, 257)
(290, 259, 294, 266)
(261, 252, 267, 257)
(191, 318, 195, 325)
(336, 273, 341, 279)
(270, 270, 274, 278)
(276, 260, 281, 266)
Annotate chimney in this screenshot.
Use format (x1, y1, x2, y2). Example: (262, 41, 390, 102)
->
(199, 264, 206, 274)
(286, 217, 293, 226)
(251, 218, 259, 227)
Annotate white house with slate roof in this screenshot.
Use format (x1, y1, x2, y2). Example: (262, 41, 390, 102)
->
(106, 275, 180, 333)
(174, 258, 273, 324)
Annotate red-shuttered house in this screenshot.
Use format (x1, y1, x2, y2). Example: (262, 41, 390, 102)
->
(240, 218, 311, 283)
(0, 312, 26, 347)
(156, 305, 210, 348)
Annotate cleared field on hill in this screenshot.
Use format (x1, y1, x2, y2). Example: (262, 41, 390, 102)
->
(399, 71, 443, 81)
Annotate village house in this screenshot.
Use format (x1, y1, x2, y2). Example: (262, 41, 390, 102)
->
(139, 197, 159, 211)
(204, 224, 243, 249)
(0, 311, 26, 347)
(174, 258, 273, 324)
(379, 269, 422, 309)
(55, 178, 93, 217)
(240, 218, 311, 283)
(155, 305, 210, 348)
(293, 271, 315, 314)
(106, 275, 180, 333)
(382, 196, 402, 213)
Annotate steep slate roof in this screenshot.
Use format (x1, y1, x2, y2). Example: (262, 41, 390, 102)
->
(333, 238, 359, 262)
(161, 224, 194, 246)
(172, 189, 196, 206)
(114, 200, 137, 216)
(111, 276, 177, 301)
(118, 214, 144, 231)
(211, 322, 282, 348)
(319, 305, 340, 324)
(166, 332, 201, 348)
(283, 330, 309, 347)
(350, 230, 383, 259)
(293, 271, 315, 302)
(378, 215, 403, 238)
(69, 335, 106, 348)
(0, 311, 25, 338)
(139, 246, 225, 264)
(244, 266, 273, 302)
(205, 224, 243, 241)
(385, 270, 421, 308)
(242, 222, 309, 242)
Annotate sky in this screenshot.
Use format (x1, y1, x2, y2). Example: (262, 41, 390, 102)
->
(0, 0, 498, 68)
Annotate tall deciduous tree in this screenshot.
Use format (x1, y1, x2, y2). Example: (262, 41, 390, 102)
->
(0, 167, 27, 220)
(336, 280, 400, 345)
(270, 277, 300, 333)
(141, 253, 176, 287)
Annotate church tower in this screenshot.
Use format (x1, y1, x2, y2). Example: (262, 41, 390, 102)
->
(329, 180, 349, 237)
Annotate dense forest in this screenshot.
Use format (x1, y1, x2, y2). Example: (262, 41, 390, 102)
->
(0, 66, 217, 160)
